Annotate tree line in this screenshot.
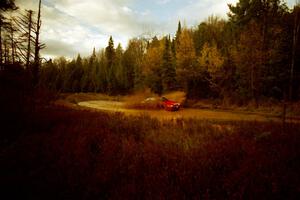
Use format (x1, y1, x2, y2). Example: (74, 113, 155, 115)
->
(1, 0, 300, 103)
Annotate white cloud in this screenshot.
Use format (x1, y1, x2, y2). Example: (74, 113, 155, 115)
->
(14, 0, 255, 59)
(15, 0, 154, 58)
(177, 0, 238, 26)
(156, 0, 172, 5)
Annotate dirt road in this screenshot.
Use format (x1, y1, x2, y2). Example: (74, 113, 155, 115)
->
(78, 100, 288, 122)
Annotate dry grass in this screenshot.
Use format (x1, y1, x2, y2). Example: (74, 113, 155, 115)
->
(188, 99, 300, 118)
(1, 105, 300, 199)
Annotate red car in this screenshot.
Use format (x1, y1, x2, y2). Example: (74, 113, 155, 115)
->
(161, 97, 181, 111)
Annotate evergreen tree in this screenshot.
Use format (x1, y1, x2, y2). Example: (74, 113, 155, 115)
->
(161, 36, 176, 92)
(115, 43, 125, 92)
(98, 49, 108, 93)
(105, 36, 115, 94)
(176, 21, 182, 43)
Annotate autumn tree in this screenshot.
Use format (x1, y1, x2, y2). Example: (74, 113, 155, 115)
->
(193, 16, 226, 55)
(176, 28, 198, 97)
(231, 21, 264, 102)
(198, 42, 224, 95)
(143, 37, 164, 94)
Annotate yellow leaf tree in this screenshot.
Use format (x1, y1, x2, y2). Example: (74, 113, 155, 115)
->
(176, 29, 197, 90)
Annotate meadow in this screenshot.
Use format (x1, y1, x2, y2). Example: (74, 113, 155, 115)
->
(1, 103, 300, 199)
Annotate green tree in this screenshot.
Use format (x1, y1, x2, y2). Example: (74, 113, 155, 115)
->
(114, 43, 126, 93)
(105, 36, 115, 94)
(97, 49, 108, 93)
(161, 36, 176, 92)
(123, 38, 147, 91)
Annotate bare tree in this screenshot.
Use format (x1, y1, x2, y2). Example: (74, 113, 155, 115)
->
(289, 0, 300, 100)
(0, 16, 4, 64)
(32, 0, 43, 85)
(8, 18, 17, 64)
(26, 10, 33, 69)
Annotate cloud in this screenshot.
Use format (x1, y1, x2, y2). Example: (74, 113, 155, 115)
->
(43, 39, 78, 58)
(48, 0, 158, 37)
(15, 0, 147, 58)
(177, 0, 238, 26)
(19, 0, 291, 59)
(156, 0, 172, 5)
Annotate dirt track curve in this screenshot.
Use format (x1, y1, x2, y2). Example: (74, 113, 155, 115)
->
(78, 100, 292, 122)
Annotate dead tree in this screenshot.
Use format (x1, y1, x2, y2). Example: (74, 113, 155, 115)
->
(4, 40, 8, 64)
(33, 0, 42, 85)
(26, 10, 33, 69)
(9, 18, 17, 64)
(289, 1, 300, 100)
(0, 16, 3, 64)
(13, 10, 35, 68)
(0, 15, 11, 65)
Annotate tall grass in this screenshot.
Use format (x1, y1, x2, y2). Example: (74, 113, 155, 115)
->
(1, 105, 300, 199)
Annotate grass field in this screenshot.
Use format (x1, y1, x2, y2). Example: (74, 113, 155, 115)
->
(1, 104, 300, 199)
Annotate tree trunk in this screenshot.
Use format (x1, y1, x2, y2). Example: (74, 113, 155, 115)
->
(33, 0, 42, 85)
(0, 17, 3, 65)
(4, 41, 8, 64)
(289, 5, 300, 100)
(10, 22, 15, 64)
(0, 23, 2, 65)
(26, 10, 33, 69)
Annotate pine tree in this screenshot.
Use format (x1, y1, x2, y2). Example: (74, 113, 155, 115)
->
(176, 21, 182, 43)
(162, 36, 176, 92)
(105, 36, 115, 94)
(115, 43, 125, 92)
(174, 21, 182, 56)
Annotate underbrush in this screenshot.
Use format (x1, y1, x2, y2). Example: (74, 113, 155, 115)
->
(187, 98, 300, 117)
(1, 105, 299, 199)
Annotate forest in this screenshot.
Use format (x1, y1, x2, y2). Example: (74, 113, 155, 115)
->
(35, 0, 300, 104)
(1, 0, 299, 104)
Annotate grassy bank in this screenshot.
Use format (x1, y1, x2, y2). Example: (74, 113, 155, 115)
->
(1, 105, 300, 199)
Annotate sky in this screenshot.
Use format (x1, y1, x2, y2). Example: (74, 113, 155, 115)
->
(15, 0, 296, 59)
